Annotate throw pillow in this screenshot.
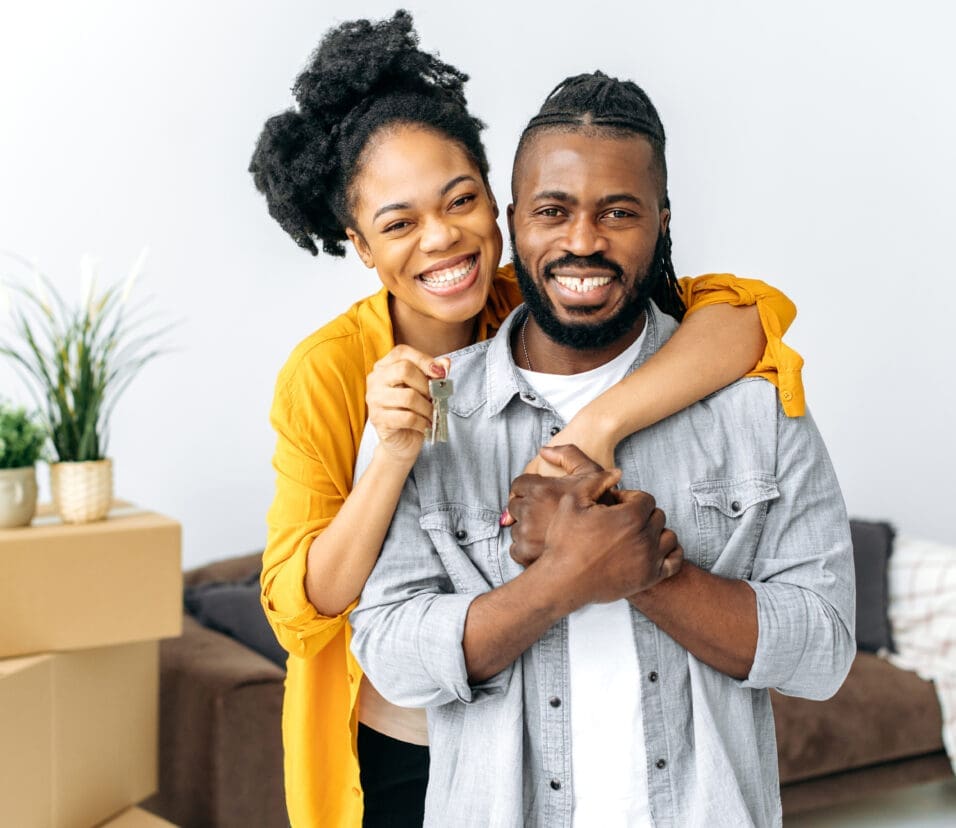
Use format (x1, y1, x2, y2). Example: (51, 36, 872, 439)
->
(849, 518, 896, 653)
(184, 572, 287, 668)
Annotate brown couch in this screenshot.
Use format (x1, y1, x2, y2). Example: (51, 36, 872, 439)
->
(142, 552, 953, 827)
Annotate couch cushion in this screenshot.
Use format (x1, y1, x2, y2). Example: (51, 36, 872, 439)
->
(184, 572, 287, 669)
(773, 653, 943, 784)
(183, 551, 263, 589)
(850, 518, 896, 653)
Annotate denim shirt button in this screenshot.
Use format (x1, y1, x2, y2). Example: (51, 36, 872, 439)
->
(656, 758, 667, 770)
(731, 500, 742, 513)
(550, 779, 561, 790)
(549, 696, 561, 707)
(455, 529, 467, 541)
(524, 393, 537, 402)
(648, 671, 658, 682)
(549, 426, 560, 436)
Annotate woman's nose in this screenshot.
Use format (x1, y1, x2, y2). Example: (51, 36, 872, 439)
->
(419, 216, 462, 253)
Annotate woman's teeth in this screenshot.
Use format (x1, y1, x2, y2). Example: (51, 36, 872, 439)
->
(554, 275, 613, 293)
(420, 256, 476, 287)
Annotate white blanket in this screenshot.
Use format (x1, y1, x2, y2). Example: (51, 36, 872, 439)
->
(885, 535, 956, 770)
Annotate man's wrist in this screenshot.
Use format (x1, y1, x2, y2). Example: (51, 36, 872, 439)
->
(628, 561, 693, 609)
(523, 557, 581, 619)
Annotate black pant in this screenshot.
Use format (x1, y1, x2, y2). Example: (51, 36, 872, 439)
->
(358, 723, 429, 828)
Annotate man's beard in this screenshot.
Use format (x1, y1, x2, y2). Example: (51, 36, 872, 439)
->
(510, 237, 662, 351)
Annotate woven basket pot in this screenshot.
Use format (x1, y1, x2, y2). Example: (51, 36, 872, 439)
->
(0, 466, 38, 528)
(50, 458, 113, 524)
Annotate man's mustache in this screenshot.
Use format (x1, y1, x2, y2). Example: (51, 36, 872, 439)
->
(542, 253, 624, 280)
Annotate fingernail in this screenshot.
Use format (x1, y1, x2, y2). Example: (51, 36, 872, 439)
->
(429, 363, 446, 378)
(499, 509, 510, 526)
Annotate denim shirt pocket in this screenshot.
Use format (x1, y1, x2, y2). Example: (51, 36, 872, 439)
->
(420, 507, 503, 593)
(689, 475, 780, 578)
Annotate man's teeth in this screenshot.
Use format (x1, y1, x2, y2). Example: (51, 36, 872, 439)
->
(420, 256, 476, 286)
(554, 275, 613, 293)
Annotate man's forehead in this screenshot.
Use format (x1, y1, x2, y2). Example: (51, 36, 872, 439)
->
(516, 130, 658, 200)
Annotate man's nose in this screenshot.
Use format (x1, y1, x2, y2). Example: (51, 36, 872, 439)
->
(419, 215, 462, 253)
(562, 216, 608, 256)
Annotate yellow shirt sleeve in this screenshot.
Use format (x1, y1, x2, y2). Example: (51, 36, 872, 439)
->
(261, 334, 367, 659)
(679, 275, 806, 417)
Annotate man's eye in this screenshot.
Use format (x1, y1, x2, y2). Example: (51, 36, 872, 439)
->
(605, 209, 634, 220)
(536, 208, 563, 218)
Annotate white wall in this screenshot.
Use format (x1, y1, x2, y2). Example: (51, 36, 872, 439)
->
(2, 0, 953, 568)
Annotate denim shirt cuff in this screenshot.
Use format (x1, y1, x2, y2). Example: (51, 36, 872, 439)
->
(736, 580, 808, 689)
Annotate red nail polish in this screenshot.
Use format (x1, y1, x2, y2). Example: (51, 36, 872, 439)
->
(430, 363, 446, 378)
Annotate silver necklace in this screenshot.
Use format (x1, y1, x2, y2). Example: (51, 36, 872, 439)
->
(520, 314, 534, 372)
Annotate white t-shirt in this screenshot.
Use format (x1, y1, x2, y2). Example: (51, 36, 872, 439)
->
(518, 326, 651, 828)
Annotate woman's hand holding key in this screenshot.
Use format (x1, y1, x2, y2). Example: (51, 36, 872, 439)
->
(365, 346, 451, 465)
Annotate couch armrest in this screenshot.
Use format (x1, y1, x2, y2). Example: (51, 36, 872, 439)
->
(140, 614, 287, 828)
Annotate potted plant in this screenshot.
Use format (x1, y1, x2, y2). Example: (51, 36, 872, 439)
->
(0, 401, 47, 528)
(0, 250, 171, 524)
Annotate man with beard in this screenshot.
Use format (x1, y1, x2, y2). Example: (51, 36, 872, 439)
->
(350, 72, 855, 827)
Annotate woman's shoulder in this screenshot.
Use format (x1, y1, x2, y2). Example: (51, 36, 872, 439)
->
(276, 288, 394, 392)
(477, 263, 522, 338)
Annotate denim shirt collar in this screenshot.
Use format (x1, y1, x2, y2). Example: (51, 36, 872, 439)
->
(473, 302, 666, 419)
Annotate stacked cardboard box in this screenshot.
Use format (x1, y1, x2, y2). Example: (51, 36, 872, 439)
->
(0, 504, 182, 828)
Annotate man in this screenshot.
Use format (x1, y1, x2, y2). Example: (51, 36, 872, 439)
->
(350, 72, 855, 827)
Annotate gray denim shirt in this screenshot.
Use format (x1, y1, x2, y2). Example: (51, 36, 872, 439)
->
(350, 303, 856, 828)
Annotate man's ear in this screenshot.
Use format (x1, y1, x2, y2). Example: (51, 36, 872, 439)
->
(659, 207, 670, 236)
(506, 204, 515, 240)
(345, 227, 375, 269)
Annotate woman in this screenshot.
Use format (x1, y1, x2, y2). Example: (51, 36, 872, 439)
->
(250, 11, 804, 828)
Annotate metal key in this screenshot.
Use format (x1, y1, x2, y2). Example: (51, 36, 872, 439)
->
(428, 378, 454, 444)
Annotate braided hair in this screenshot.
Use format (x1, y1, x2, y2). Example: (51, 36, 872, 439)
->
(249, 10, 489, 257)
(513, 72, 685, 320)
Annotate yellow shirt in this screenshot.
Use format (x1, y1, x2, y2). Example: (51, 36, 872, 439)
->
(262, 265, 804, 828)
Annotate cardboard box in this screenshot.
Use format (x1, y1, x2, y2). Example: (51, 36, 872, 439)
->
(0, 503, 182, 658)
(0, 640, 159, 828)
(97, 806, 177, 827)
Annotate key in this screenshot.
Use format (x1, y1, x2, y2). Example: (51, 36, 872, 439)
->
(428, 378, 454, 444)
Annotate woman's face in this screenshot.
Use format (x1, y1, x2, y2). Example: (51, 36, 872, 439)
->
(346, 126, 502, 327)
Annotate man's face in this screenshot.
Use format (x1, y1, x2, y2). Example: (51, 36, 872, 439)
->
(508, 131, 669, 349)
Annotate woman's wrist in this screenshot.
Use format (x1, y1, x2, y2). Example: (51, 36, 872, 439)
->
(370, 440, 420, 474)
(575, 400, 626, 451)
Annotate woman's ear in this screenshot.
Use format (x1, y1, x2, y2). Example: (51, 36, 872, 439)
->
(345, 227, 375, 269)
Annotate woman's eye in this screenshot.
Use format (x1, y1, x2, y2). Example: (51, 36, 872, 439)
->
(450, 194, 476, 209)
(383, 220, 411, 233)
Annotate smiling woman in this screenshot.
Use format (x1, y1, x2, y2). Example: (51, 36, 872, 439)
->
(345, 127, 502, 349)
(249, 9, 805, 828)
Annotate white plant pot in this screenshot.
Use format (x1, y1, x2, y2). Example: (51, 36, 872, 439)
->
(50, 458, 113, 524)
(0, 465, 39, 528)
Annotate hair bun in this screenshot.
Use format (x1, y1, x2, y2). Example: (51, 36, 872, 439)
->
(293, 10, 468, 128)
